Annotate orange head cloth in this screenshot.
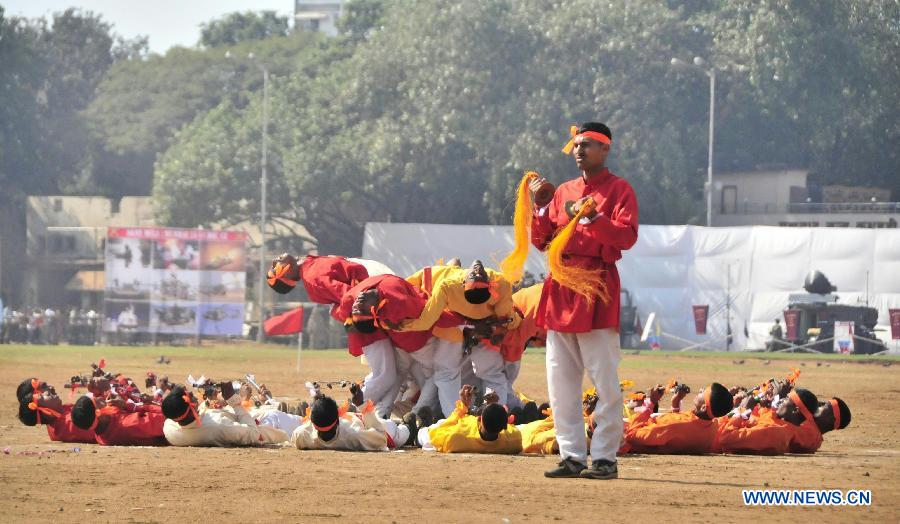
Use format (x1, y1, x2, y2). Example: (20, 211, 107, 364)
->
(171, 394, 201, 426)
(463, 279, 499, 300)
(546, 197, 610, 303)
(313, 418, 338, 432)
(267, 262, 297, 288)
(500, 171, 538, 283)
(561, 125, 611, 154)
(786, 367, 801, 384)
(27, 379, 60, 425)
(704, 386, 714, 419)
(829, 399, 841, 431)
(87, 396, 118, 432)
(788, 390, 814, 423)
(351, 299, 389, 329)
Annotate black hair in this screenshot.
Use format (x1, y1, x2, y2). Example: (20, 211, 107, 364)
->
(579, 122, 612, 141)
(708, 382, 733, 418)
(310, 395, 339, 439)
(481, 403, 508, 435)
(463, 288, 490, 305)
(794, 388, 819, 419)
(832, 397, 851, 429)
(162, 386, 189, 421)
(522, 401, 540, 425)
(71, 396, 96, 430)
(352, 319, 377, 334)
(16, 378, 35, 404)
(269, 279, 295, 295)
(18, 402, 38, 426)
(537, 402, 550, 419)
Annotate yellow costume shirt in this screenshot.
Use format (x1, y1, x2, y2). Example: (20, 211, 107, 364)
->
(428, 401, 522, 454)
(403, 266, 520, 342)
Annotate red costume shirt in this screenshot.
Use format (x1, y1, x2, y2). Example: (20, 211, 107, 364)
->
(337, 274, 462, 354)
(300, 255, 386, 354)
(95, 405, 168, 446)
(531, 169, 638, 332)
(45, 405, 96, 444)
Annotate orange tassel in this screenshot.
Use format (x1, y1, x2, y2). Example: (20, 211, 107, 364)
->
(500, 171, 539, 284)
(546, 198, 610, 303)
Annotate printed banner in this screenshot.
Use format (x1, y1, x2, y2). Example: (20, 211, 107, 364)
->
(833, 321, 855, 354)
(783, 309, 801, 340)
(890, 309, 900, 340)
(692, 305, 709, 335)
(104, 227, 247, 337)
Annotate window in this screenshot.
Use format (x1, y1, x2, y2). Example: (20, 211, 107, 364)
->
(720, 185, 737, 214)
(53, 198, 63, 212)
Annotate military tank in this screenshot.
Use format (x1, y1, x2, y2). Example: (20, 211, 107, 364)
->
(783, 270, 886, 354)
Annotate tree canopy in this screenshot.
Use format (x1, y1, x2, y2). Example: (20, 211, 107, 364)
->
(3, 0, 897, 256)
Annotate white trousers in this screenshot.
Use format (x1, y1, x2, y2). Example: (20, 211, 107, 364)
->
(395, 343, 439, 415)
(257, 409, 303, 436)
(546, 328, 621, 464)
(470, 344, 508, 405)
(381, 419, 410, 448)
(504, 360, 523, 410)
(430, 337, 464, 417)
(362, 338, 398, 417)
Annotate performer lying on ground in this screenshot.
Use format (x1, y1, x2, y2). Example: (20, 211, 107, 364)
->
(161, 382, 287, 447)
(290, 393, 416, 451)
(71, 395, 168, 446)
(418, 385, 522, 454)
(16, 378, 96, 444)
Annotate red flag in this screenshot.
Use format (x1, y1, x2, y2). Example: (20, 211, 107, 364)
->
(692, 305, 709, 335)
(264, 307, 304, 336)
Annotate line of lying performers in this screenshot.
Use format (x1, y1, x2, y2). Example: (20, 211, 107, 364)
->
(17, 354, 850, 456)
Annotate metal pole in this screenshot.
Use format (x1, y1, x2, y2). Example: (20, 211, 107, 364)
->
(257, 67, 269, 343)
(707, 69, 715, 227)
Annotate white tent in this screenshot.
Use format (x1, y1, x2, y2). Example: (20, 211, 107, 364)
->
(363, 223, 900, 352)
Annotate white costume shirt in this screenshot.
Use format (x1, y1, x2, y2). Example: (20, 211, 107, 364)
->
(164, 394, 287, 447)
(290, 408, 390, 451)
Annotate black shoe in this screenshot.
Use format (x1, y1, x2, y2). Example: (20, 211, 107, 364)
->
(402, 412, 418, 446)
(581, 459, 618, 480)
(544, 458, 586, 478)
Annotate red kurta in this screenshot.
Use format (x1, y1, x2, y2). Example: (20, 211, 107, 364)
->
(300, 255, 386, 354)
(499, 283, 546, 363)
(337, 274, 463, 355)
(620, 409, 718, 454)
(45, 405, 97, 444)
(95, 407, 168, 446)
(531, 169, 638, 333)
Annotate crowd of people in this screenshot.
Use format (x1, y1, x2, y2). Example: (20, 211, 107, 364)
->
(0, 307, 102, 345)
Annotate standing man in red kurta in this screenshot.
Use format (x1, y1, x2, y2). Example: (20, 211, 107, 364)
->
(530, 122, 638, 479)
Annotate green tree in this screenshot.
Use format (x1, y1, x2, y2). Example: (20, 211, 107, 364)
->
(200, 11, 290, 48)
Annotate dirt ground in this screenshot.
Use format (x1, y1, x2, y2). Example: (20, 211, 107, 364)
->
(1, 343, 897, 523)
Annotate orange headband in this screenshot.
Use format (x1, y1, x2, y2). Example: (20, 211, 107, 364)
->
(267, 262, 297, 288)
(561, 125, 611, 154)
(789, 390, 814, 423)
(27, 379, 60, 425)
(464, 280, 499, 299)
(313, 419, 338, 432)
(172, 394, 201, 426)
(829, 399, 841, 431)
(351, 298, 388, 328)
(704, 387, 714, 419)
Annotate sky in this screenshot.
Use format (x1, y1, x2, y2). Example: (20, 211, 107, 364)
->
(2, 1, 295, 54)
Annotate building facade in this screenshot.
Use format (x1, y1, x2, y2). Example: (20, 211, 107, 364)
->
(712, 169, 898, 229)
(294, 0, 343, 36)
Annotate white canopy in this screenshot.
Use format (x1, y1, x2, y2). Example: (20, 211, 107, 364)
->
(363, 222, 900, 352)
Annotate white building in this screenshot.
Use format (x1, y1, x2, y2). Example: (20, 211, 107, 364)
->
(294, 0, 343, 36)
